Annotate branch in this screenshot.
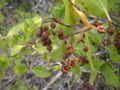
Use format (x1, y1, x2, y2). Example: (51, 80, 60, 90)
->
(2, 75, 16, 87)
(72, 26, 91, 35)
(42, 71, 63, 90)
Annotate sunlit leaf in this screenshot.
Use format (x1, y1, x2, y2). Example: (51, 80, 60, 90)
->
(32, 66, 52, 78)
(10, 45, 25, 56)
(7, 23, 24, 37)
(77, 0, 118, 21)
(63, 0, 77, 25)
(33, 43, 47, 54)
(26, 15, 42, 37)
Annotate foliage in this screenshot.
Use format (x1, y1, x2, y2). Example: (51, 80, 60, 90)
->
(0, 0, 120, 89)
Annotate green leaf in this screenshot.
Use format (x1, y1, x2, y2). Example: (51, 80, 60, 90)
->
(51, 45, 66, 61)
(63, 0, 77, 25)
(107, 0, 119, 9)
(107, 45, 120, 63)
(32, 66, 52, 78)
(92, 58, 103, 70)
(72, 63, 81, 75)
(10, 45, 25, 56)
(33, 43, 47, 54)
(7, 23, 24, 37)
(0, 54, 10, 70)
(8, 80, 38, 90)
(7, 15, 42, 37)
(101, 63, 120, 87)
(85, 32, 96, 71)
(95, 0, 111, 21)
(12, 54, 23, 63)
(88, 31, 103, 45)
(77, 0, 118, 20)
(22, 48, 32, 55)
(52, 1, 64, 18)
(14, 64, 26, 76)
(0, 38, 8, 50)
(26, 15, 42, 37)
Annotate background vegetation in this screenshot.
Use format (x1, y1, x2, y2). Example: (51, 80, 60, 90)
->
(0, 0, 120, 90)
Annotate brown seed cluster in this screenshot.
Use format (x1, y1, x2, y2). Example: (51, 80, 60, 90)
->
(57, 29, 65, 40)
(28, 40, 36, 45)
(36, 25, 52, 51)
(97, 26, 105, 33)
(76, 36, 84, 43)
(50, 22, 56, 29)
(36, 21, 67, 52)
(93, 20, 101, 27)
(61, 56, 88, 73)
(102, 39, 108, 46)
(107, 27, 114, 35)
(80, 56, 89, 64)
(83, 46, 88, 52)
(63, 45, 74, 60)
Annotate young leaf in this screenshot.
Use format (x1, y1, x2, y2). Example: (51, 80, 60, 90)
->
(33, 43, 47, 54)
(7, 23, 24, 37)
(14, 64, 26, 76)
(10, 45, 25, 56)
(101, 63, 120, 87)
(32, 66, 52, 78)
(26, 15, 42, 37)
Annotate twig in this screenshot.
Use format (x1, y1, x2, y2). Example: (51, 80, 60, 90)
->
(42, 66, 101, 90)
(42, 71, 63, 90)
(50, 18, 78, 27)
(80, 67, 101, 73)
(2, 75, 16, 87)
(72, 26, 91, 35)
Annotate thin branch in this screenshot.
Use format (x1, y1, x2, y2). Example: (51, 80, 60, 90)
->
(42, 66, 101, 90)
(50, 18, 80, 27)
(42, 71, 63, 90)
(72, 27, 91, 36)
(2, 75, 16, 87)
